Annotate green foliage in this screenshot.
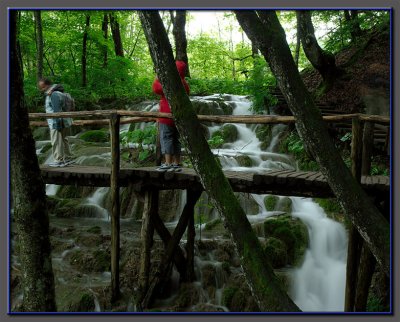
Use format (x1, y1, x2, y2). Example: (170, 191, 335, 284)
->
(120, 125, 156, 162)
(264, 237, 288, 268)
(80, 130, 109, 142)
(207, 135, 224, 149)
(264, 195, 279, 211)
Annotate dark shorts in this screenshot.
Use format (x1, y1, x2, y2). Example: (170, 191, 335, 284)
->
(159, 123, 181, 155)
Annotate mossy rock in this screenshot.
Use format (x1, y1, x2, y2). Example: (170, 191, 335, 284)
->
(32, 126, 50, 140)
(87, 226, 101, 234)
(264, 195, 279, 211)
(255, 124, 272, 150)
(55, 185, 92, 199)
(76, 234, 104, 248)
(236, 154, 253, 167)
(222, 275, 260, 312)
(68, 293, 96, 312)
(212, 124, 238, 143)
(191, 100, 224, 116)
(174, 283, 201, 310)
(220, 102, 234, 115)
(314, 198, 343, 221)
(264, 214, 308, 265)
(222, 286, 238, 308)
(69, 249, 111, 273)
(80, 130, 109, 143)
(277, 197, 292, 213)
(47, 197, 82, 217)
(264, 237, 288, 268)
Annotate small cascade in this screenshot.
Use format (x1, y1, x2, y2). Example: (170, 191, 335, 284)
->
(82, 187, 110, 221)
(46, 184, 60, 196)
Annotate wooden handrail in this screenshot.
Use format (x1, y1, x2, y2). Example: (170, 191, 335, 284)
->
(28, 110, 390, 125)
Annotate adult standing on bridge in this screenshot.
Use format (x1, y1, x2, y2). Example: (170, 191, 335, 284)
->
(38, 78, 74, 167)
(152, 60, 190, 172)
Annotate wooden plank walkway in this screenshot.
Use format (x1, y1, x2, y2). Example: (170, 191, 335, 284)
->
(41, 165, 389, 198)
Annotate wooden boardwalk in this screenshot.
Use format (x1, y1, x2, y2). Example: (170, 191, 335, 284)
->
(41, 165, 389, 198)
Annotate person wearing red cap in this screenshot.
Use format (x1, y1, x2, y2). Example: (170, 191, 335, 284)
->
(152, 60, 190, 172)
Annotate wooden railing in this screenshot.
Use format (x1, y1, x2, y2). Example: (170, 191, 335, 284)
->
(29, 110, 390, 302)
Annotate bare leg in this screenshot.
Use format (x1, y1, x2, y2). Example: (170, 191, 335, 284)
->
(165, 154, 173, 164)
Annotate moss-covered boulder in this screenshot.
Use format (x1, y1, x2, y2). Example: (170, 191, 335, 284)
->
(79, 130, 109, 143)
(173, 283, 201, 310)
(264, 195, 279, 211)
(191, 100, 225, 116)
(264, 237, 288, 268)
(235, 154, 253, 167)
(68, 293, 96, 312)
(68, 249, 111, 273)
(277, 197, 293, 213)
(264, 214, 308, 265)
(255, 124, 272, 150)
(222, 274, 260, 312)
(32, 126, 50, 141)
(212, 124, 238, 143)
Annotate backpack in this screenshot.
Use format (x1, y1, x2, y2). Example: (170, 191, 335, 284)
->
(61, 92, 75, 112)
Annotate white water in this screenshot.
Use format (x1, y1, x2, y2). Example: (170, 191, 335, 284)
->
(198, 94, 348, 312)
(83, 187, 110, 221)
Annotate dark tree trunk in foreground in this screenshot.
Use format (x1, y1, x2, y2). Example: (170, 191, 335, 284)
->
(235, 10, 389, 277)
(109, 13, 124, 57)
(82, 14, 90, 88)
(170, 10, 190, 77)
(34, 10, 44, 80)
(10, 11, 56, 312)
(294, 19, 301, 68)
(102, 14, 108, 68)
(296, 10, 340, 85)
(139, 10, 300, 312)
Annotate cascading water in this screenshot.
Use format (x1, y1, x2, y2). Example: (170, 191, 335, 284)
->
(193, 94, 348, 312)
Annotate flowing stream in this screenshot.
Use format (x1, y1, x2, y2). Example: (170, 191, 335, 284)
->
(30, 94, 348, 312)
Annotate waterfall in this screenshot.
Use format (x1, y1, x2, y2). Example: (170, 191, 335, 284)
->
(194, 94, 348, 312)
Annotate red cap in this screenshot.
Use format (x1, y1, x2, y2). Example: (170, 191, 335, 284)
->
(175, 60, 187, 77)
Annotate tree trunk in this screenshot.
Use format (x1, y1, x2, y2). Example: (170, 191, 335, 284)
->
(102, 14, 108, 67)
(171, 10, 190, 77)
(344, 10, 363, 43)
(235, 10, 389, 277)
(294, 19, 301, 68)
(82, 14, 90, 88)
(139, 10, 300, 312)
(109, 13, 124, 57)
(34, 10, 44, 80)
(296, 10, 340, 85)
(10, 11, 56, 312)
(354, 244, 376, 311)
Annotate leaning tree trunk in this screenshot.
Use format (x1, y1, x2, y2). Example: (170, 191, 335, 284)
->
(344, 10, 363, 42)
(109, 13, 124, 57)
(34, 10, 44, 80)
(82, 14, 90, 88)
(294, 19, 301, 68)
(235, 10, 389, 277)
(296, 10, 340, 86)
(10, 10, 56, 312)
(139, 10, 300, 312)
(170, 10, 190, 77)
(102, 14, 108, 68)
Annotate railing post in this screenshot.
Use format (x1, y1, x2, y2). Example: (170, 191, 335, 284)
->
(110, 112, 121, 302)
(362, 121, 374, 176)
(186, 189, 196, 282)
(344, 116, 363, 312)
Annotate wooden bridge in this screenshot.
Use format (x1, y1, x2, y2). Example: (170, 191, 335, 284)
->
(41, 165, 389, 199)
(30, 108, 390, 308)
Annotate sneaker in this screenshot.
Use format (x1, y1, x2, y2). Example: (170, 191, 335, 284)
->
(156, 163, 172, 172)
(169, 163, 183, 172)
(48, 161, 66, 168)
(63, 159, 76, 166)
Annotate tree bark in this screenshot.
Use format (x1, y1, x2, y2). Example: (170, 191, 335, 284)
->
(294, 18, 301, 68)
(10, 11, 56, 312)
(109, 13, 124, 57)
(34, 11, 44, 80)
(296, 10, 340, 84)
(344, 10, 363, 42)
(82, 14, 90, 87)
(354, 244, 376, 311)
(170, 10, 190, 77)
(102, 14, 108, 67)
(235, 10, 389, 277)
(139, 10, 300, 312)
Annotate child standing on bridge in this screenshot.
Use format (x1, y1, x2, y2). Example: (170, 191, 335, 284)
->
(152, 61, 190, 172)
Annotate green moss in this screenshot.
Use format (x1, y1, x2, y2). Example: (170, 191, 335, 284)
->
(236, 154, 253, 167)
(315, 198, 342, 219)
(204, 218, 222, 230)
(211, 124, 238, 143)
(255, 124, 272, 150)
(264, 237, 288, 268)
(264, 195, 279, 211)
(87, 226, 101, 234)
(222, 286, 238, 308)
(277, 197, 292, 213)
(80, 130, 109, 143)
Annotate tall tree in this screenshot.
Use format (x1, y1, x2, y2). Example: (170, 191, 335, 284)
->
(170, 10, 190, 77)
(344, 10, 363, 43)
(234, 10, 389, 276)
(109, 12, 124, 57)
(10, 10, 56, 312)
(34, 10, 44, 80)
(296, 10, 340, 86)
(139, 10, 300, 312)
(82, 13, 90, 87)
(102, 13, 108, 67)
